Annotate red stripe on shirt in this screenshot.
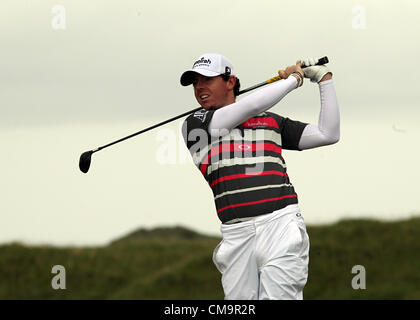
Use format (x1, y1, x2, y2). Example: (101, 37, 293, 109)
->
(210, 170, 288, 188)
(200, 142, 282, 175)
(217, 194, 297, 214)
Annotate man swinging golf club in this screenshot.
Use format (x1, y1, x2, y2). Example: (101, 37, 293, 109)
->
(180, 53, 340, 300)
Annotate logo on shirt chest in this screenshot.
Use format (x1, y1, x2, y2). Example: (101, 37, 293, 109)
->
(241, 117, 279, 129)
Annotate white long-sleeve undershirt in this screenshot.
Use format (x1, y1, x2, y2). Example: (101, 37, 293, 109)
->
(298, 79, 340, 150)
(207, 76, 340, 150)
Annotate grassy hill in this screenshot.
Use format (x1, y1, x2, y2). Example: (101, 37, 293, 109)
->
(1, 218, 420, 299)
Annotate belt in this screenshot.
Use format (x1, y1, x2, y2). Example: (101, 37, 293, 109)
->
(223, 216, 258, 225)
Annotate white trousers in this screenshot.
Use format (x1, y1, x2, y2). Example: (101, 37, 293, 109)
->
(212, 204, 310, 300)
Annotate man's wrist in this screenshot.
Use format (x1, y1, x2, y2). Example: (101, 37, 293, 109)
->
(319, 72, 333, 83)
(291, 72, 303, 87)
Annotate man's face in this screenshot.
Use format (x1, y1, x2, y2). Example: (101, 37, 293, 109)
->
(192, 74, 235, 110)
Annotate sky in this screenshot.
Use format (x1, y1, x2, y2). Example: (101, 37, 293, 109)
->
(1, 0, 419, 246)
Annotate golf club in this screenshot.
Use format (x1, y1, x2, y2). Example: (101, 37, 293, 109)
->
(79, 56, 329, 173)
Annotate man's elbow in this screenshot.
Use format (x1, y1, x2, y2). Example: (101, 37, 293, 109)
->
(324, 123, 340, 145)
(318, 130, 340, 146)
(327, 133, 340, 145)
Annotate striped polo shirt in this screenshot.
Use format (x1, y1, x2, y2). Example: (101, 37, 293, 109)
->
(182, 108, 308, 223)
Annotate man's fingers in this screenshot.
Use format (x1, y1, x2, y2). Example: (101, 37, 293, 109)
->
(277, 70, 287, 79)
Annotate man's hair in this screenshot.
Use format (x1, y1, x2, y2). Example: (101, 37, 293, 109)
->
(221, 74, 241, 97)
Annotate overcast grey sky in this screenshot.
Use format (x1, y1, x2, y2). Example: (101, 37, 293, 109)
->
(1, 0, 419, 246)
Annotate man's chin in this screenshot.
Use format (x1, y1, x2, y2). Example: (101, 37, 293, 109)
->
(200, 102, 215, 110)
(197, 99, 221, 110)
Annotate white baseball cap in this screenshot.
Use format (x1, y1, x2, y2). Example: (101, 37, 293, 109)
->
(180, 53, 235, 86)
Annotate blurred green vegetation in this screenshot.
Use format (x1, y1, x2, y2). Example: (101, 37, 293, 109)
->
(1, 218, 419, 300)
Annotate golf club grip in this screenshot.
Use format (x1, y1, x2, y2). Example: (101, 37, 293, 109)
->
(266, 56, 329, 84)
(315, 56, 329, 66)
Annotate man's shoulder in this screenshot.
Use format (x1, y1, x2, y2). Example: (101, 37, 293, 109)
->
(259, 111, 285, 126)
(263, 111, 282, 119)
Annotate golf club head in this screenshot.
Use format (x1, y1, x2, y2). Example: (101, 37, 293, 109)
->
(79, 151, 93, 173)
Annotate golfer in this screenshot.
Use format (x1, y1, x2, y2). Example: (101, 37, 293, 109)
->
(180, 53, 340, 300)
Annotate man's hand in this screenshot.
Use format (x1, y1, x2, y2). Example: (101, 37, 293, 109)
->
(278, 64, 304, 86)
(296, 58, 332, 83)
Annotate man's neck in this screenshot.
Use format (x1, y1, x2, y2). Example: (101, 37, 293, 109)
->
(212, 96, 236, 110)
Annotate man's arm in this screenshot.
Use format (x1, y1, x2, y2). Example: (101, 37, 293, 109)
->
(298, 72, 340, 150)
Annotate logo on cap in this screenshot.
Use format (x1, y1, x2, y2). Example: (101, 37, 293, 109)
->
(193, 57, 212, 68)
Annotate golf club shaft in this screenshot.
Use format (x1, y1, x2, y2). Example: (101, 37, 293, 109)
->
(92, 56, 329, 154)
(94, 106, 202, 153)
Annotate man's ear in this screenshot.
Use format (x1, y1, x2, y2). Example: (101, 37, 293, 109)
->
(227, 75, 236, 91)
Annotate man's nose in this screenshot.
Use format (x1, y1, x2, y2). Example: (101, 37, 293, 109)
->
(195, 78, 206, 89)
